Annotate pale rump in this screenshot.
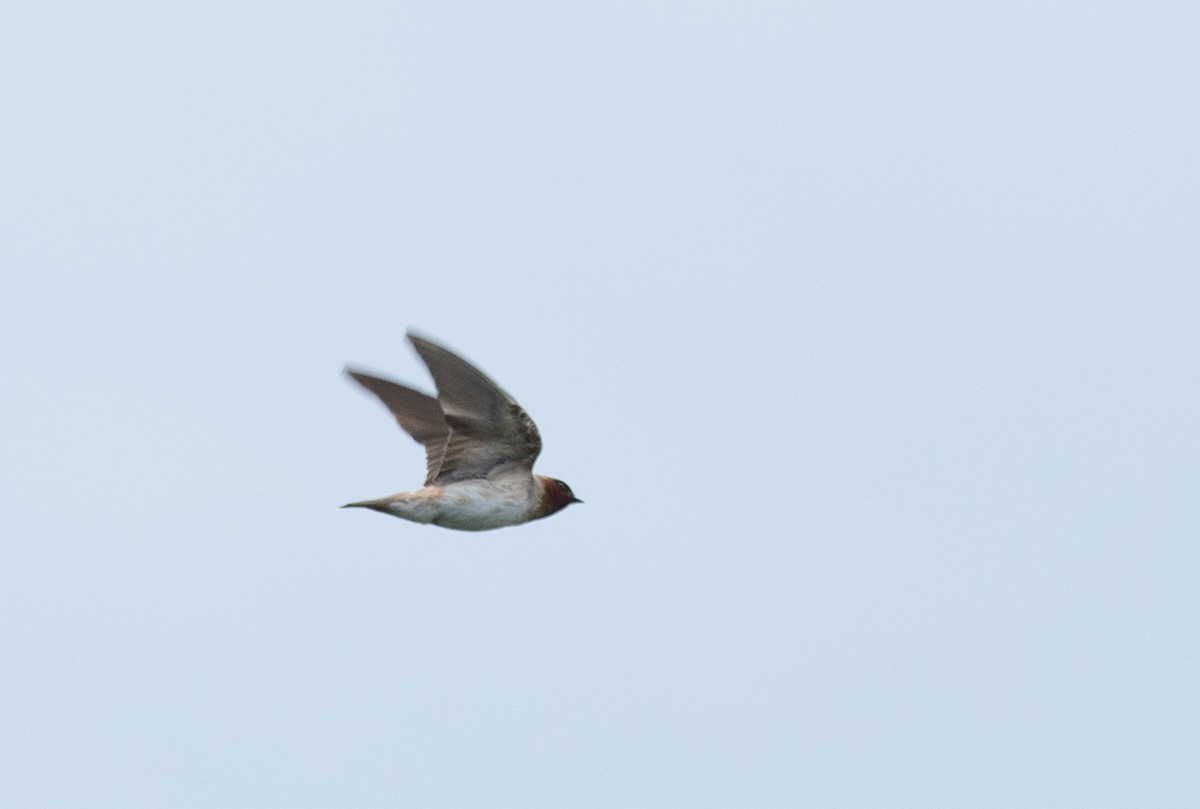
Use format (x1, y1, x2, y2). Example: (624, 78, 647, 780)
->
(346, 474, 543, 531)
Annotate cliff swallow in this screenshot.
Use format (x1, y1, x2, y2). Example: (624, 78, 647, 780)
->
(342, 332, 581, 531)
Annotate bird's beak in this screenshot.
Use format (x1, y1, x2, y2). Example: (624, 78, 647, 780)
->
(571, 497, 584, 504)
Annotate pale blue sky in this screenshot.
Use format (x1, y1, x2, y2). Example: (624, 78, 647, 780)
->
(3, 2, 1198, 806)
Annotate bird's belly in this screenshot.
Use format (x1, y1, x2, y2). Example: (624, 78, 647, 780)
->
(386, 481, 534, 531)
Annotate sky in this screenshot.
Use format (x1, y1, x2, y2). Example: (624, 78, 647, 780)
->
(2, 1, 1198, 806)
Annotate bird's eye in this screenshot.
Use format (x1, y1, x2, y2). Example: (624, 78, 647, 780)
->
(557, 480, 572, 494)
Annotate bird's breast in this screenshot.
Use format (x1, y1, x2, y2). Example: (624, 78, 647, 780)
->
(388, 476, 539, 531)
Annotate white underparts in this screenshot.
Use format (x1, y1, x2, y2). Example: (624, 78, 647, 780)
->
(380, 474, 540, 531)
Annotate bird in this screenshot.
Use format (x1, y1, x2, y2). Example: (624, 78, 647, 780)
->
(341, 331, 581, 531)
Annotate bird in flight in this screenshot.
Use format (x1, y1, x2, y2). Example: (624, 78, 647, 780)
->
(342, 331, 581, 531)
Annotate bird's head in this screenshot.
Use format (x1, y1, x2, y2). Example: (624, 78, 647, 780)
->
(534, 476, 583, 520)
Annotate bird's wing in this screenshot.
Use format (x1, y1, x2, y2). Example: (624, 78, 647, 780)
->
(345, 369, 451, 486)
(407, 332, 542, 484)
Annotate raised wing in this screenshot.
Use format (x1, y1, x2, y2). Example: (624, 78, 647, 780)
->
(407, 332, 542, 484)
(345, 369, 450, 485)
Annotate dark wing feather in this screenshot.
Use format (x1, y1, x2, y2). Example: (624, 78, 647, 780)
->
(345, 369, 450, 485)
(407, 333, 542, 484)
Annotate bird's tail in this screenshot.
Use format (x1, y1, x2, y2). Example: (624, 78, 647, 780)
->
(341, 498, 388, 511)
